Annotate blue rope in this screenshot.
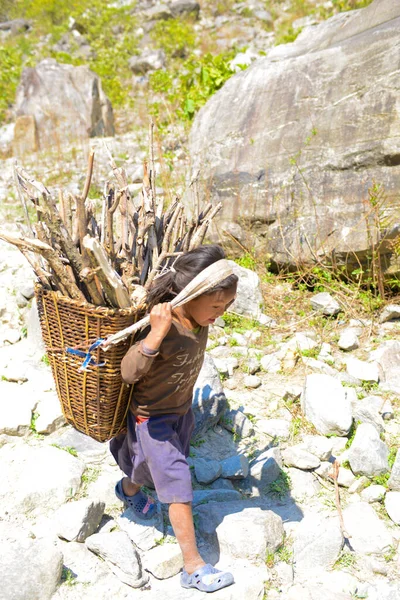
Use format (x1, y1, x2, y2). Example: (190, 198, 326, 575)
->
(66, 338, 106, 372)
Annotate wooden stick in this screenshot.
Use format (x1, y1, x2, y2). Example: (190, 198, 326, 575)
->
(189, 203, 222, 249)
(332, 460, 351, 540)
(0, 231, 85, 301)
(83, 235, 131, 308)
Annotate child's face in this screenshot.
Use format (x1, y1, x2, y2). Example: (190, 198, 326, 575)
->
(186, 286, 237, 327)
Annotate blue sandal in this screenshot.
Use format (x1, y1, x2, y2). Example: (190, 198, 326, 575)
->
(181, 563, 234, 593)
(115, 479, 157, 520)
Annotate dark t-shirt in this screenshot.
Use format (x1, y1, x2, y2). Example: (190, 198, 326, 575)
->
(121, 320, 208, 418)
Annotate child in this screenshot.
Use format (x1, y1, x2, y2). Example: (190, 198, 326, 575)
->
(110, 244, 238, 593)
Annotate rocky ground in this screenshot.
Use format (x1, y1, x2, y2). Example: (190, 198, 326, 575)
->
(1, 214, 400, 600)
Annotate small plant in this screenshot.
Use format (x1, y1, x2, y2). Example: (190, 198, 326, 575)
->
(52, 444, 78, 457)
(41, 354, 50, 366)
(268, 470, 291, 499)
(265, 549, 275, 568)
(61, 567, 77, 586)
(345, 421, 359, 449)
(372, 472, 390, 488)
(301, 347, 320, 359)
(30, 411, 39, 432)
(78, 466, 101, 497)
(383, 545, 396, 563)
(334, 549, 357, 570)
(276, 543, 293, 564)
(361, 380, 379, 393)
(236, 253, 257, 271)
(191, 437, 206, 448)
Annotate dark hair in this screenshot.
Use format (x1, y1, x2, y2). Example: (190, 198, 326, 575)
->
(146, 244, 238, 310)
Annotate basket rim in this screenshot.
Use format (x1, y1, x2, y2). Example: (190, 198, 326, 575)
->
(35, 283, 142, 317)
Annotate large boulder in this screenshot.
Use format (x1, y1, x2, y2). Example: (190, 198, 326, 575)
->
(188, 0, 400, 273)
(192, 354, 228, 436)
(14, 59, 114, 150)
(0, 521, 63, 600)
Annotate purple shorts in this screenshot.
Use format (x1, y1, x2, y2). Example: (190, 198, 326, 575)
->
(110, 409, 195, 504)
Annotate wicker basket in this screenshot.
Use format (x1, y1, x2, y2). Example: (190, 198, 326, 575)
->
(35, 286, 140, 443)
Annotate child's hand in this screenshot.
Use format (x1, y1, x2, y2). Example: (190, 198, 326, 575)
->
(145, 302, 172, 350)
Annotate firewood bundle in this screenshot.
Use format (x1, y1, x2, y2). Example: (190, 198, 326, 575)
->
(0, 127, 221, 310)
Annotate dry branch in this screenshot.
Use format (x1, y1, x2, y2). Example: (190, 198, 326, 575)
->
(83, 235, 130, 308)
(0, 231, 85, 301)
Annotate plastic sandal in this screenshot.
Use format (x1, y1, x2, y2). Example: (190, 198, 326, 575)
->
(115, 479, 157, 520)
(180, 563, 234, 593)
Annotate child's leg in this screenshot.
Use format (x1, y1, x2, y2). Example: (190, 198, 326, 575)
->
(122, 477, 141, 496)
(169, 502, 205, 574)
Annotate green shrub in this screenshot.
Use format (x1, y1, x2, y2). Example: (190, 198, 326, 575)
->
(150, 18, 196, 59)
(0, 45, 24, 121)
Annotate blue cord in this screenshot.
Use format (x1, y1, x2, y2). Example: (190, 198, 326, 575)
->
(66, 338, 106, 371)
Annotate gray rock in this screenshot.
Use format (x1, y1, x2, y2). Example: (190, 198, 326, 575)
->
(250, 447, 283, 490)
(192, 489, 241, 506)
(282, 446, 320, 470)
(144, 542, 183, 579)
(16, 291, 28, 308)
(55, 499, 105, 542)
(220, 408, 254, 438)
(52, 427, 108, 464)
(388, 449, 400, 490)
(346, 356, 379, 382)
(301, 374, 352, 436)
(192, 354, 228, 436)
(118, 506, 164, 552)
(0, 381, 34, 436)
(343, 502, 393, 555)
(208, 477, 235, 490)
(351, 395, 385, 433)
(379, 304, 400, 323)
(0, 443, 85, 518)
(286, 584, 352, 600)
(348, 475, 370, 494)
(257, 418, 290, 440)
(194, 457, 222, 484)
(0, 122, 14, 156)
(216, 508, 284, 565)
(337, 467, 356, 488)
(35, 391, 65, 435)
(0, 521, 63, 600)
(385, 491, 400, 524)
(170, 0, 200, 19)
(231, 332, 247, 346)
(244, 374, 262, 388)
(19, 283, 35, 300)
(371, 340, 400, 394)
(361, 485, 386, 503)
(228, 261, 263, 319)
(338, 330, 359, 351)
(85, 531, 148, 588)
(188, 0, 400, 276)
(293, 514, 343, 574)
(287, 468, 321, 501)
(129, 49, 166, 74)
(310, 293, 341, 316)
(301, 435, 333, 461)
(348, 423, 389, 477)
(246, 357, 260, 374)
(144, 4, 173, 20)
(221, 454, 249, 479)
(14, 59, 114, 149)
(26, 299, 46, 355)
(260, 353, 281, 373)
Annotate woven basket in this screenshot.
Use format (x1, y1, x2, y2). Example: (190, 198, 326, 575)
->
(35, 286, 140, 443)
